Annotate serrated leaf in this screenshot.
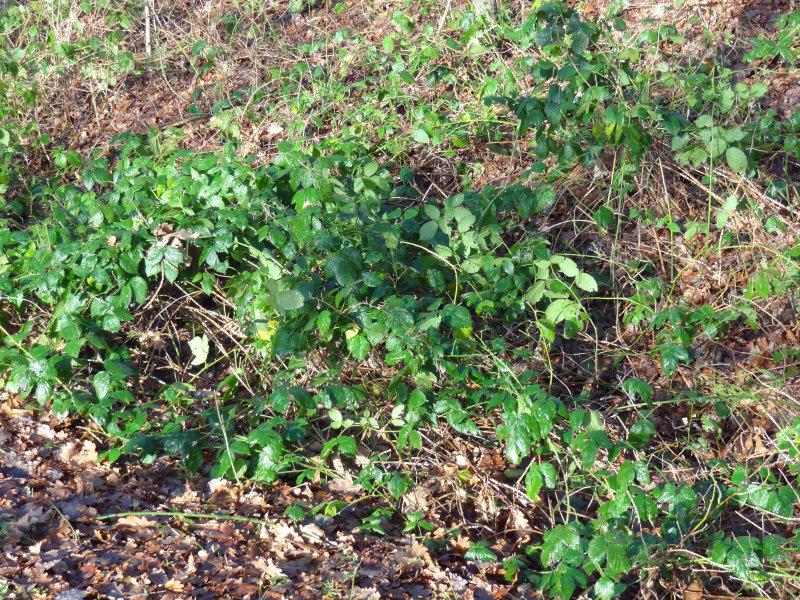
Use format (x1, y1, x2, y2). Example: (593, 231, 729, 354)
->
(695, 114, 713, 128)
(129, 276, 148, 304)
(346, 333, 370, 361)
(277, 289, 304, 311)
(525, 466, 543, 500)
(545, 298, 581, 324)
(725, 146, 748, 173)
(574, 272, 598, 292)
(444, 304, 472, 330)
(539, 462, 557, 488)
(540, 524, 580, 567)
(317, 310, 332, 335)
(536, 186, 556, 211)
(188, 334, 209, 366)
(499, 412, 532, 465)
(326, 250, 361, 286)
(588, 536, 607, 564)
(423, 204, 440, 220)
(558, 257, 579, 277)
(464, 541, 497, 564)
(660, 343, 690, 376)
(336, 435, 357, 457)
(387, 473, 409, 499)
(628, 418, 655, 448)
(594, 577, 617, 600)
(412, 128, 430, 144)
(606, 543, 631, 574)
(524, 280, 546, 305)
(253, 434, 283, 483)
(93, 371, 113, 400)
(417, 314, 441, 331)
(419, 220, 438, 241)
(593, 205, 614, 230)
(144, 246, 163, 278)
(385, 307, 414, 331)
(453, 206, 476, 232)
(269, 388, 291, 412)
(622, 378, 653, 403)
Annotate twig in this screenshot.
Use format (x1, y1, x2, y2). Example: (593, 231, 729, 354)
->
(98, 510, 272, 526)
(144, 0, 153, 58)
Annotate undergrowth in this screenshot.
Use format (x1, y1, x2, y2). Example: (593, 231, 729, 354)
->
(2, 1, 800, 598)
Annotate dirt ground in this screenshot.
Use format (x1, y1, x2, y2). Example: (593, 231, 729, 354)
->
(1, 394, 519, 599)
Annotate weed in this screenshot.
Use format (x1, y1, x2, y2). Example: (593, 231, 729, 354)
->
(1, 1, 800, 598)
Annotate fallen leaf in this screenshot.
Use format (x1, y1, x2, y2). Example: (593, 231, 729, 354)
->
(684, 579, 703, 600)
(117, 515, 157, 528)
(164, 580, 184, 592)
(58, 440, 98, 466)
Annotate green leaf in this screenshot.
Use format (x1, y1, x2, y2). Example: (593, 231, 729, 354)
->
(525, 465, 543, 500)
(326, 250, 361, 286)
(523, 282, 544, 306)
(119, 251, 141, 274)
(412, 128, 430, 144)
(387, 473, 409, 499)
(253, 434, 283, 483)
(499, 412, 532, 465)
(423, 204, 441, 220)
(545, 299, 581, 324)
(725, 147, 748, 173)
(731, 465, 747, 485)
(539, 462, 558, 488)
(277, 289, 304, 311)
(336, 435, 357, 457)
(722, 126, 746, 143)
(93, 371, 113, 400)
(419, 220, 438, 241)
(622, 378, 653, 404)
(102, 312, 121, 333)
(346, 333, 370, 361)
(574, 272, 598, 292)
(705, 136, 727, 158)
(464, 541, 497, 563)
(540, 524, 581, 567)
(720, 87, 736, 111)
(269, 388, 291, 412)
(628, 418, 655, 448)
(695, 114, 713, 128)
(594, 577, 617, 600)
(188, 334, 209, 366)
(557, 257, 579, 277)
(316, 310, 332, 335)
(502, 555, 524, 582)
(144, 246, 163, 278)
(417, 314, 441, 331)
(453, 206, 476, 232)
(284, 504, 305, 522)
(385, 307, 414, 332)
(660, 343, 690, 376)
(129, 276, 148, 304)
(536, 185, 556, 212)
(593, 205, 614, 230)
(161, 246, 183, 282)
(444, 304, 472, 331)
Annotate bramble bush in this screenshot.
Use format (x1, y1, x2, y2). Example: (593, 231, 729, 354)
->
(2, 1, 800, 598)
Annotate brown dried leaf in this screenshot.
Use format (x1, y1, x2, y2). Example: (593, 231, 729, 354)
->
(116, 515, 157, 528)
(684, 579, 703, 600)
